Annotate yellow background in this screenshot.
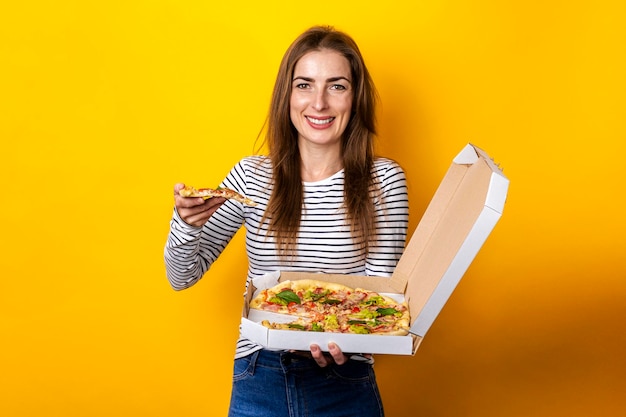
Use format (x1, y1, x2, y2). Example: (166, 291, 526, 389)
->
(2, 1, 625, 416)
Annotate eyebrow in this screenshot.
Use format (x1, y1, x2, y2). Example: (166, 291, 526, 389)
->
(292, 76, 351, 83)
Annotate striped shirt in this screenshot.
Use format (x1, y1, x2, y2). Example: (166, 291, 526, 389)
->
(164, 156, 409, 358)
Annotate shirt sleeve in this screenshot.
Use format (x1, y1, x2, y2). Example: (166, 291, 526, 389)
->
(365, 159, 409, 276)
(163, 161, 248, 290)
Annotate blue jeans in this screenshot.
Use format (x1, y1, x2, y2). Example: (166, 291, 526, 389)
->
(228, 349, 385, 417)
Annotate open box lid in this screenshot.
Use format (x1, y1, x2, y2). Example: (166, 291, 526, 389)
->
(396, 143, 509, 337)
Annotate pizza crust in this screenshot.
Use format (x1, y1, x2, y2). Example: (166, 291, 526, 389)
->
(179, 185, 257, 206)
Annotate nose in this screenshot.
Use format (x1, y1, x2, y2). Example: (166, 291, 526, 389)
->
(311, 89, 329, 111)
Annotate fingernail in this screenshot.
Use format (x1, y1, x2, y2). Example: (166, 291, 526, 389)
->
(310, 345, 319, 353)
(328, 342, 337, 350)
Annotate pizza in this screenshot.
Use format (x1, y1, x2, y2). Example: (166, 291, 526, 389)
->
(249, 279, 410, 336)
(178, 185, 257, 206)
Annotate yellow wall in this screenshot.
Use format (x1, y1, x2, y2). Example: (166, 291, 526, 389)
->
(2, 1, 625, 416)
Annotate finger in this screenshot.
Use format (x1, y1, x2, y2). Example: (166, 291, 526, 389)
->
(173, 184, 205, 208)
(176, 196, 206, 208)
(328, 342, 347, 365)
(178, 198, 226, 227)
(174, 183, 186, 194)
(204, 199, 226, 217)
(204, 196, 226, 209)
(310, 344, 329, 368)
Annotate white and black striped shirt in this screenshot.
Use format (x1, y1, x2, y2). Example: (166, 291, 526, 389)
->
(164, 156, 409, 358)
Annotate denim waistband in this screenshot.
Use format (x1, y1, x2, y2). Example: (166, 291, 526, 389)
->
(253, 349, 319, 370)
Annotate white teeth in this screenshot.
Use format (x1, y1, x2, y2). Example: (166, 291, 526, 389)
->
(306, 117, 334, 125)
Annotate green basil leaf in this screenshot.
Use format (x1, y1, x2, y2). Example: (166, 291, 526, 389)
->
(376, 308, 399, 316)
(362, 296, 384, 306)
(268, 296, 287, 306)
(277, 289, 301, 304)
(309, 290, 330, 301)
(321, 298, 342, 305)
(287, 323, 306, 330)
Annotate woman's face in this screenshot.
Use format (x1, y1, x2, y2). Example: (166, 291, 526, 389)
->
(290, 49, 353, 150)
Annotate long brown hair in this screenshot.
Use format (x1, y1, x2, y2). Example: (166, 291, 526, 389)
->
(263, 25, 379, 258)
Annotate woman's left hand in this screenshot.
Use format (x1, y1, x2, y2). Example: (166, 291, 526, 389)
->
(310, 343, 347, 367)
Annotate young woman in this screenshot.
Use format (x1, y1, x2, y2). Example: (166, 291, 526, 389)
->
(165, 25, 409, 417)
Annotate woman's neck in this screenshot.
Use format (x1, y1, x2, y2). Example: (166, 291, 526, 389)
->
(299, 143, 343, 182)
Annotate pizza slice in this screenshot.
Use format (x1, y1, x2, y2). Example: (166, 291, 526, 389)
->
(179, 185, 257, 206)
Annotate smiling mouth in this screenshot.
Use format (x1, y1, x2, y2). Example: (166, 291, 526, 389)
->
(306, 116, 335, 125)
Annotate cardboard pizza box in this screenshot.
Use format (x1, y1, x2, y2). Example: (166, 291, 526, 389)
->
(240, 143, 509, 355)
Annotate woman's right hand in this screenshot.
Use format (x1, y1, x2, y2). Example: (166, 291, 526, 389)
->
(173, 183, 226, 227)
